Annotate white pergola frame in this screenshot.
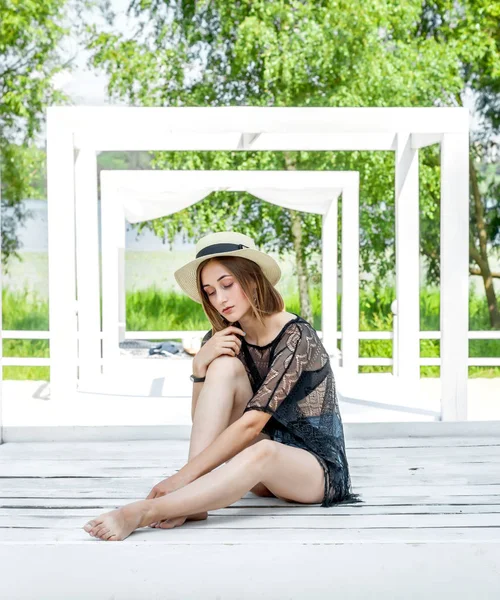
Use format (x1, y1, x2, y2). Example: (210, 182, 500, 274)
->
(84, 170, 360, 382)
(46, 106, 469, 420)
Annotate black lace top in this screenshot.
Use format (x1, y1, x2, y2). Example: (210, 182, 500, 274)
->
(200, 313, 362, 507)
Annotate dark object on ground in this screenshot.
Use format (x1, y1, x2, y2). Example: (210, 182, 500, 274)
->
(148, 342, 180, 356)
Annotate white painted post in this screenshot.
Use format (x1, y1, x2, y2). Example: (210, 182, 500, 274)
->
(341, 177, 360, 376)
(46, 109, 78, 401)
(74, 147, 102, 384)
(395, 133, 420, 382)
(440, 133, 469, 420)
(101, 177, 126, 375)
(391, 300, 399, 376)
(322, 195, 339, 361)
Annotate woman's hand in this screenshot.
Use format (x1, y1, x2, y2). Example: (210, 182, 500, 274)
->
(146, 475, 188, 529)
(193, 325, 245, 376)
(146, 475, 184, 500)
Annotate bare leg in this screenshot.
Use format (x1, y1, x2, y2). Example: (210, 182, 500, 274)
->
(151, 356, 254, 527)
(85, 441, 272, 541)
(83, 439, 325, 541)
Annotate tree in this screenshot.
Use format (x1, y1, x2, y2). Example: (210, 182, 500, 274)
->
(417, 0, 500, 328)
(87, 0, 495, 323)
(0, 0, 68, 268)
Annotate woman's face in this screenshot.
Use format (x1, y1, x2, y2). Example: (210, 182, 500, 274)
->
(201, 260, 252, 322)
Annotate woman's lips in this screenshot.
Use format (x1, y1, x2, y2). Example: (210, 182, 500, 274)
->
(223, 306, 234, 314)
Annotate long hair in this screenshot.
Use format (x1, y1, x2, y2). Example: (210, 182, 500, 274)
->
(196, 256, 285, 334)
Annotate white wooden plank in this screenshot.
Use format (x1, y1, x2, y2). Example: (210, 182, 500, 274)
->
(3, 495, 500, 508)
(2, 460, 499, 477)
(1, 443, 499, 460)
(1, 469, 499, 486)
(2, 526, 500, 544)
(3, 513, 500, 530)
(3, 540, 498, 600)
(3, 456, 500, 468)
(2, 434, 497, 452)
(2, 480, 500, 498)
(3, 504, 500, 518)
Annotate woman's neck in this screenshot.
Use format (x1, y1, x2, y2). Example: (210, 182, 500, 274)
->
(237, 311, 295, 346)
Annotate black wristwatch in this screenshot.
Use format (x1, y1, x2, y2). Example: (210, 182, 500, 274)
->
(190, 374, 206, 383)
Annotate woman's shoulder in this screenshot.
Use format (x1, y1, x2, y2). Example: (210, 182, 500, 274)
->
(275, 314, 315, 346)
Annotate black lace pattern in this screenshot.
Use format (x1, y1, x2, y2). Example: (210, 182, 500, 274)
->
(201, 315, 362, 507)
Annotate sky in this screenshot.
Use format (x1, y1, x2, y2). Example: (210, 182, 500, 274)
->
(53, 0, 135, 105)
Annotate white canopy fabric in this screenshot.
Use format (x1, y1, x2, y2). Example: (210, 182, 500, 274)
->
(120, 187, 341, 222)
(112, 170, 346, 223)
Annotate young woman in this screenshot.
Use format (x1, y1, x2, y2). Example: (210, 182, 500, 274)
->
(83, 231, 361, 541)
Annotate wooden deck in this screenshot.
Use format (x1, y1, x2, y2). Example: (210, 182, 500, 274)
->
(1, 431, 500, 598)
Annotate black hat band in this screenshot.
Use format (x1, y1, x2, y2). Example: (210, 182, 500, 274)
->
(196, 243, 249, 259)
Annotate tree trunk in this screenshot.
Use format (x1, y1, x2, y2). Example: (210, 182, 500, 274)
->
(469, 156, 500, 329)
(290, 210, 314, 323)
(284, 153, 313, 322)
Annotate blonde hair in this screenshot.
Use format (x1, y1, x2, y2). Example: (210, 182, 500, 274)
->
(196, 256, 285, 333)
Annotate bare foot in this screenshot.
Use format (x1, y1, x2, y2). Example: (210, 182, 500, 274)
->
(83, 500, 151, 541)
(149, 511, 208, 529)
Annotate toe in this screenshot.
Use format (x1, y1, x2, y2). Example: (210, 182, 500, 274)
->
(98, 528, 110, 540)
(95, 525, 108, 538)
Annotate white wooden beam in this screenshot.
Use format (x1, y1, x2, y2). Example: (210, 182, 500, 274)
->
(322, 195, 339, 361)
(341, 178, 360, 376)
(57, 107, 469, 144)
(46, 109, 78, 401)
(395, 134, 420, 382)
(78, 132, 399, 152)
(440, 133, 469, 421)
(74, 148, 102, 384)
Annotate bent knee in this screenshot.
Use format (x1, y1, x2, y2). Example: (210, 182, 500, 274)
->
(246, 439, 277, 464)
(206, 354, 246, 379)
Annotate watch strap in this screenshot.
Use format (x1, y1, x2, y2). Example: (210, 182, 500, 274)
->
(190, 374, 206, 383)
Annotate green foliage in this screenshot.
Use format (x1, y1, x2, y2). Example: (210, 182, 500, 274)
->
(1, 288, 49, 380)
(86, 0, 499, 300)
(0, 0, 69, 266)
(3, 285, 498, 380)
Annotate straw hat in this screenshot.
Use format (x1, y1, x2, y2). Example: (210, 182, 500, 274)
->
(174, 231, 281, 304)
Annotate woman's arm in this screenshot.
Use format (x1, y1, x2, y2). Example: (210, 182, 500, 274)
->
(191, 380, 204, 422)
(191, 351, 208, 421)
(170, 411, 271, 488)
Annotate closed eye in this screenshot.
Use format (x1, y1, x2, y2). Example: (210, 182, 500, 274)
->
(207, 283, 233, 297)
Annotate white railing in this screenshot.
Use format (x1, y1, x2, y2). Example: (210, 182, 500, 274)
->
(2, 329, 500, 368)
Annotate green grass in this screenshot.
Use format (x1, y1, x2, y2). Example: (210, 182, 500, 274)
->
(3, 285, 499, 380)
